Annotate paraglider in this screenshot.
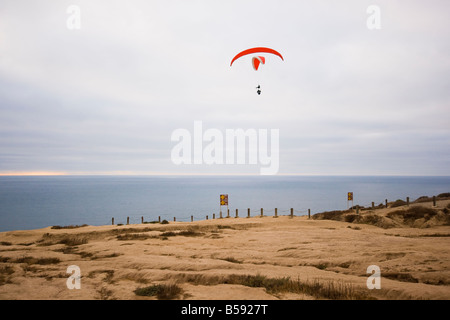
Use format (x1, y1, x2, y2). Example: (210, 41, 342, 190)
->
(230, 47, 284, 95)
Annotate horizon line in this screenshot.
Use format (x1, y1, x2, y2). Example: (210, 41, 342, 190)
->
(1, 172, 449, 177)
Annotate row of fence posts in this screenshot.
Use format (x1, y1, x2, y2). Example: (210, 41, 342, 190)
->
(111, 208, 312, 225)
(197, 207, 311, 221)
(111, 196, 439, 225)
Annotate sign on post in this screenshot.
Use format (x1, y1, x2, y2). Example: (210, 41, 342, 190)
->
(220, 194, 228, 206)
(347, 192, 354, 211)
(220, 194, 228, 218)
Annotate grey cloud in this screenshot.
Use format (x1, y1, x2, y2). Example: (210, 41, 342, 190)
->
(0, 0, 449, 175)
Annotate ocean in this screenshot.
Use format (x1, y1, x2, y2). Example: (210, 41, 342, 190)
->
(0, 175, 449, 232)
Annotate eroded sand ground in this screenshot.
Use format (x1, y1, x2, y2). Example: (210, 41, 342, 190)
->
(0, 200, 449, 300)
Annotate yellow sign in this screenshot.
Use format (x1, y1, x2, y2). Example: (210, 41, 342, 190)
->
(220, 194, 228, 206)
(348, 192, 353, 201)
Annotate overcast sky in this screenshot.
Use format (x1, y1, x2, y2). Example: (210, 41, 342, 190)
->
(0, 0, 449, 175)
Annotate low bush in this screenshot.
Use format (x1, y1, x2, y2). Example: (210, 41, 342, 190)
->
(390, 199, 407, 208)
(312, 210, 348, 221)
(387, 206, 437, 222)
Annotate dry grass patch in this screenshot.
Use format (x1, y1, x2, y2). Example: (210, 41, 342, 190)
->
(160, 230, 204, 238)
(417, 233, 450, 237)
(313, 206, 446, 229)
(116, 233, 155, 241)
(98, 287, 116, 300)
(121, 271, 150, 284)
(116, 229, 204, 241)
(383, 272, 419, 283)
(13, 256, 60, 265)
(312, 210, 349, 221)
(171, 273, 372, 300)
(38, 234, 88, 247)
(386, 206, 450, 227)
(134, 283, 183, 300)
(0, 265, 15, 285)
(88, 269, 115, 284)
(57, 236, 88, 246)
(387, 206, 437, 221)
(51, 224, 88, 230)
(220, 257, 243, 264)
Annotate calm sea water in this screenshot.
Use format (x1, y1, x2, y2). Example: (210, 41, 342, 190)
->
(0, 175, 449, 232)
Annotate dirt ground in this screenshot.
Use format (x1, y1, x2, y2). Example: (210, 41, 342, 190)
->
(0, 200, 449, 300)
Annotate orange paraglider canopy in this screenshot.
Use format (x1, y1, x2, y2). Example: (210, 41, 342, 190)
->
(230, 47, 284, 66)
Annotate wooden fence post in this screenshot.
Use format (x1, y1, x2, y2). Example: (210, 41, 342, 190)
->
(308, 209, 311, 219)
(141, 216, 144, 224)
(112, 217, 114, 225)
(247, 208, 250, 218)
(274, 208, 278, 218)
(191, 215, 193, 222)
(127, 217, 129, 225)
(158, 216, 161, 223)
(372, 202, 375, 209)
(433, 196, 436, 207)
(236, 209, 238, 218)
(406, 197, 410, 207)
(260, 208, 263, 217)
(213, 213, 215, 219)
(206, 215, 208, 220)
(174, 217, 176, 222)
(290, 208, 293, 218)
(385, 199, 388, 208)
(227, 209, 230, 218)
